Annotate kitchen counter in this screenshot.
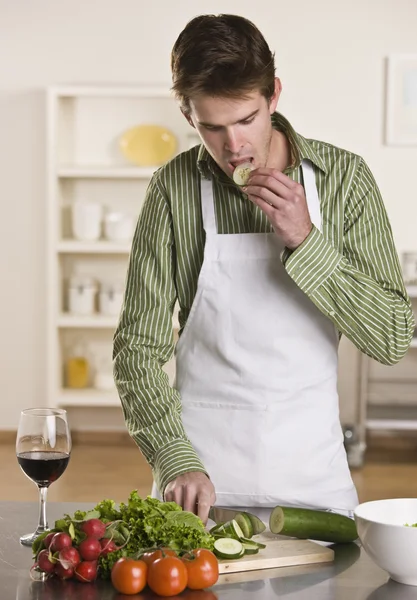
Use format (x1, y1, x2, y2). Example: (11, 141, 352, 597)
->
(0, 501, 412, 600)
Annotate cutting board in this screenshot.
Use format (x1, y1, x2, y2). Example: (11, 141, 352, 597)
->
(217, 532, 334, 574)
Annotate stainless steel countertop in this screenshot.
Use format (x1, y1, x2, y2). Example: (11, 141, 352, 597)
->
(1, 501, 414, 600)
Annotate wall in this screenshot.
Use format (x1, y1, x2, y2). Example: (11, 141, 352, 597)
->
(1, 0, 416, 430)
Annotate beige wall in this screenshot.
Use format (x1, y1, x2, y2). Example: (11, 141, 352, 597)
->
(1, 0, 416, 430)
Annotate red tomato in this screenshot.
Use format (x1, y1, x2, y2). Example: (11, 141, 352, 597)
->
(111, 557, 147, 595)
(147, 555, 188, 597)
(141, 547, 177, 566)
(182, 549, 219, 590)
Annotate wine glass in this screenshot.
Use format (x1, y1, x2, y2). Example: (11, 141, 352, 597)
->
(16, 408, 72, 546)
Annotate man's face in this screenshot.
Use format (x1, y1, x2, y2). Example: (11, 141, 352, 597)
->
(186, 80, 281, 179)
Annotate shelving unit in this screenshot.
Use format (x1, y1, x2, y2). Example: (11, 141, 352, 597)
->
(46, 85, 190, 410)
(349, 285, 417, 467)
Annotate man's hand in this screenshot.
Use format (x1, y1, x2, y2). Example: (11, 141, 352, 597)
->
(164, 471, 216, 525)
(244, 168, 312, 250)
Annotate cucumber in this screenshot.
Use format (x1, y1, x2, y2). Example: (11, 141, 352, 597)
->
(213, 538, 244, 559)
(234, 513, 253, 539)
(269, 506, 358, 544)
(243, 512, 266, 536)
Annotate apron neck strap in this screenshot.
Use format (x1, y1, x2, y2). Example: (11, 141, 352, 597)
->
(200, 177, 217, 233)
(300, 159, 322, 232)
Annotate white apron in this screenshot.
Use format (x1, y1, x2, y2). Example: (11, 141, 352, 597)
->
(151, 159, 358, 517)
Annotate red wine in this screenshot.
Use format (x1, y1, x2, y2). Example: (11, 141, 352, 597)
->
(17, 451, 70, 487)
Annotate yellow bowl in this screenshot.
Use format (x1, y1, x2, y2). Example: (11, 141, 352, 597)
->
(119, 124, 177, 167)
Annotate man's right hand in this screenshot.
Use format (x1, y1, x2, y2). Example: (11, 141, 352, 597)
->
(164, 471, 216, 525)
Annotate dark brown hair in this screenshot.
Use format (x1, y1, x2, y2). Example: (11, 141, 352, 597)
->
(171, 14, 276, 113)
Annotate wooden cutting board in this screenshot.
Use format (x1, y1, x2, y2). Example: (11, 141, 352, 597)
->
(217, 532, 334, 574)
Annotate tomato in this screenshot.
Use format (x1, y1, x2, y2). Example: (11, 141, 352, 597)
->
(182, 549, 219, 590)
(141, 547, 177, 566)
(147, 555, 188, 597)
(111, 557, 147, 595)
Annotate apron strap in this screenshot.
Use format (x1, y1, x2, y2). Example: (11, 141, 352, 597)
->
(200, 177, 217, 233)
(301, 159, 322, 232)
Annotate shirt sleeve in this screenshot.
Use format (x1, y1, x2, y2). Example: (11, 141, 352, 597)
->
(283, 158, 415, 365)
(113, 174, 208, 495)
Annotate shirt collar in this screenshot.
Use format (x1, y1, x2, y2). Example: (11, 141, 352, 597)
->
(196, 111, 328, 182)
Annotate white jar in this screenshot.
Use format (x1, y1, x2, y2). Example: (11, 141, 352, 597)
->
(98, 281, 124, 316)
(68, 276, 97, 315)
(72, 202, 103, 241)
(104, 212, 134, 243)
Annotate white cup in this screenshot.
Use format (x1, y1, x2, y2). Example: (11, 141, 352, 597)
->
(72, 202, 103, 241)
(104, 212, 134, 243)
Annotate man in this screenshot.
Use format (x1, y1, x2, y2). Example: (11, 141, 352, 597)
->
(113, 14, 415, 524)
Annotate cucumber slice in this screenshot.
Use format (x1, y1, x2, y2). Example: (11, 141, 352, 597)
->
(234, 513, 252, 539)
(242, 543, 259, 555)
(240, 537, 266, 549)
(223, 520, 245, 540)
(232, 162, 254, 186)
(243, 512, 266, 536)
(269, 506, 358, 544)
(213, 538, 244, 560)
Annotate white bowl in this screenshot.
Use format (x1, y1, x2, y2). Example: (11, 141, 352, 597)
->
(354, 498, 417, 586)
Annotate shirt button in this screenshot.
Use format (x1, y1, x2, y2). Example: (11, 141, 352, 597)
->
(329, 310, 335, 317)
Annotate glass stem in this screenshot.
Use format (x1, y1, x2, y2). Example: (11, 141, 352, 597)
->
(37, 486, 49, 533)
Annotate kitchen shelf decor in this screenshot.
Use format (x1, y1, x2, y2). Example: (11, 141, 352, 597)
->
(46, 85, 188, 410)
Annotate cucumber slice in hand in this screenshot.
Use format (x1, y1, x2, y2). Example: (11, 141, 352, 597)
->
(214, 538, 244, 559)
(233, 162, 254, 186)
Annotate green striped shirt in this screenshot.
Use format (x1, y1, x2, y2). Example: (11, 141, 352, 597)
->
(113, 112, 415, 495)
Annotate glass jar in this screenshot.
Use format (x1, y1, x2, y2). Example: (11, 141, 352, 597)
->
(98, 281, 124, 316)
(68, 276, 97, 315)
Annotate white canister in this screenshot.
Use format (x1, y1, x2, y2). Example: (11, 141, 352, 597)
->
(68, 276, 97, 315)
(98, 281, 124, 316)
(104, 212, 134, 243)
(72, 201, 103, 241)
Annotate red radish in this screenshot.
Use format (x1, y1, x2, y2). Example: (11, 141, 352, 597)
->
(55, 562, 74, 579)
(59, 546, 81, 569)
(37, 549, 55, 574)
(43, 532, 55, 549)
(50, 532, 72, 552)
(74, 560, 98, 583)
(80, 518, 106, 539)
(100, 538, 117, 556)
(78, 537, 101, 561)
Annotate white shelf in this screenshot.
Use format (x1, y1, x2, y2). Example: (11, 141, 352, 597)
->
(407, 285, 417, 298)
(366, 419, 417, 431)
(57, 165, 156, 179)
(51, 85, 173, 98)
(57, 314, 118, 329)
(57, 241, 131, 254)
(57, 389, 121, 408)
(57, 313, 180, 330)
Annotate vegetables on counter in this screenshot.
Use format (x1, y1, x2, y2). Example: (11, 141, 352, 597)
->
(269, 506, 358, 543)
(30, 491, 215, 584)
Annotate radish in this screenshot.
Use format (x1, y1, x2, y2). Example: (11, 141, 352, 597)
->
(43, 532, 55, 549)
(37, 549, 55, 574)
(78, 537, 102, 561)
(100, 538, 117, 556)
(74, 560, 98, 583)
(80, 518, 106, 539)
(50, 532, 72, 552)
(59, 546, 81, 569)
(55, 562, 74, 580)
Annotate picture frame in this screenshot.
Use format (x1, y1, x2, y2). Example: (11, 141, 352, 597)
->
(385, 54, 417, 146)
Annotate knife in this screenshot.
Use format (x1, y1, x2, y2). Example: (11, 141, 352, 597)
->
(208, 507, 266, 534)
